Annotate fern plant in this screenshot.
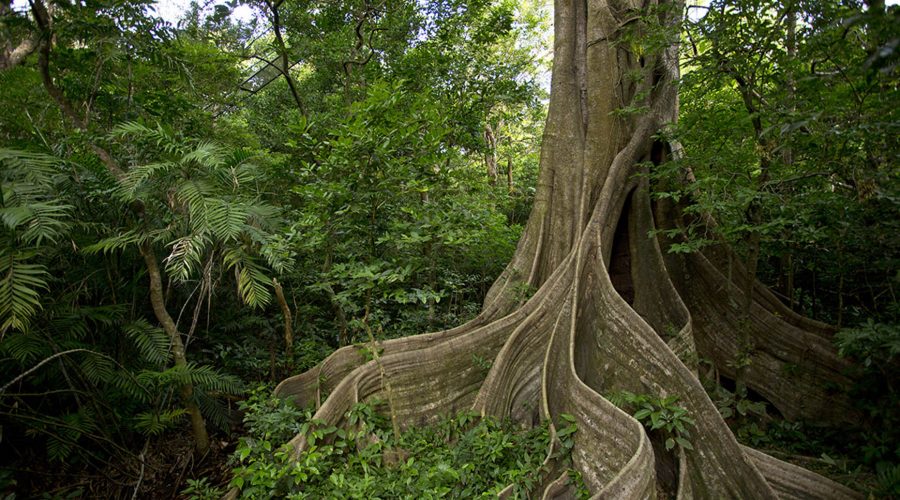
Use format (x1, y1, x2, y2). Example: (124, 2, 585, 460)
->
(86, 122, 292, 308)
(0, 140, 257, 462)
(0, 149, 73, 335)
(87, 124, 286, 452)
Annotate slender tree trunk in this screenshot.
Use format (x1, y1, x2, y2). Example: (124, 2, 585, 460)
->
(484, 123, 499, 185)
(273, 278, 294, 371)
(780, 6, 797, 312)
(421, 191, 437, 327)
(139, 243, 209, 454)
(31, 0, 211, 453)
(322, 241, 350, 346)
(265, 0, 306, 115)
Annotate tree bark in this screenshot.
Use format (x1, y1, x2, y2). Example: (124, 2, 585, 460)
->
(269, 0, 860, 497)
(1, 1, 37, 70)
(484, 123, 499, 185)
(273, 278, 294, 370)
(139, 243, 210, 454)
(506, 155, 513, 193)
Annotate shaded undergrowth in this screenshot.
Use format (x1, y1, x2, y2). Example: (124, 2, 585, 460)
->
(213, 388, 554, 499)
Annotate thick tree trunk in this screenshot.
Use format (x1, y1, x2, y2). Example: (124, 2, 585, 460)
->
(271, 0, 859, 497)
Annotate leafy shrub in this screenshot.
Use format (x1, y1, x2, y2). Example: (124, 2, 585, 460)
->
(608, 391, 695, 451)
(182, 477, 224, 500)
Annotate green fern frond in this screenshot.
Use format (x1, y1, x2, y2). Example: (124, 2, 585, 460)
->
(0, 206, 32, 231)
(109, 120, 155, 138)
(118, 161, 179, 198)
(0, 200, 72, 245)
(110, 369, 154, 403)
(110, 121, 182, 155)
(135, 363, 242, 399)
(223, 249, 271, 308)
(244, 203, 280, 231)
(164, 233, 209, 281)
(0, 150, 73, 246)
(0, 331, 50, 363)
(124, 319, 171, 366)
(135, 367, 172, 391)
(217, 154, 262, 189)
(0, 149, 61, 183)
(258, 235, 294, 275)
(238, 263, 271, 308)
(186, 363, 244, 394)
(82, 229, 146, 254)
(133, 409, 187, 436)
(74, 304, 128, 327)
(181, 141, 225, 169)
(207, 199, 248, 242)
(79, 351, 116, 385)
(14, 202, 72, 245)
(45, 409, 99, 462)
(175, 179, 215, 226)
(194, 388, 232, 432)
(0, 251, 50, 334)
(226, 149, 258, 169)
(46, 433, 75, 462)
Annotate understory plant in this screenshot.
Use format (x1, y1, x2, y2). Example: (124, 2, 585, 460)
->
(608, 391, 696, 452)
(226, 396, 552, 499)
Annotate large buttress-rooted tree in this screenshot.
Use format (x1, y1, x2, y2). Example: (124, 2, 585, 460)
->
(274, 0, 860, 497)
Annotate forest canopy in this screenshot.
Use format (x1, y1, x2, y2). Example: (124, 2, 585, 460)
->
(0, 0, 897, 497)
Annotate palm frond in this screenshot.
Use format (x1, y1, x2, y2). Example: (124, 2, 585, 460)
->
(186, 363, 244, 394)
(118, 161, 179, 198)
(1, 331, 50, 363)
(13, 202, 72, 245)
(217, 152, 262, 189)
(0, 149, 61, 184)
(79, 351, 115, 385)
(175, 179, 215, 228)
(194, 388, 232, 432)
(110, 369, 154, 403)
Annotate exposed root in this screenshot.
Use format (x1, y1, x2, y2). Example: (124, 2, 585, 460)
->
(266, 0, 861, 495)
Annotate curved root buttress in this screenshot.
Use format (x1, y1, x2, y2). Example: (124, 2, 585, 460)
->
(272, 0, 860, 497)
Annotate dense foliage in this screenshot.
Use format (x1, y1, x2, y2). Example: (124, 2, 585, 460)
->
(224, 391, 557, 499)
(0, 0, 896, 496)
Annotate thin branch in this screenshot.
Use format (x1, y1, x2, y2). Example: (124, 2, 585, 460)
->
(761, 171, 830, 189)
(30, 0, 124, 178)
(263, 0, 306, 115)
(0, 349, 91, 394)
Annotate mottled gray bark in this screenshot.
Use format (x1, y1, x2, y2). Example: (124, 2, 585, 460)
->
(270, 0, 859, 497)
